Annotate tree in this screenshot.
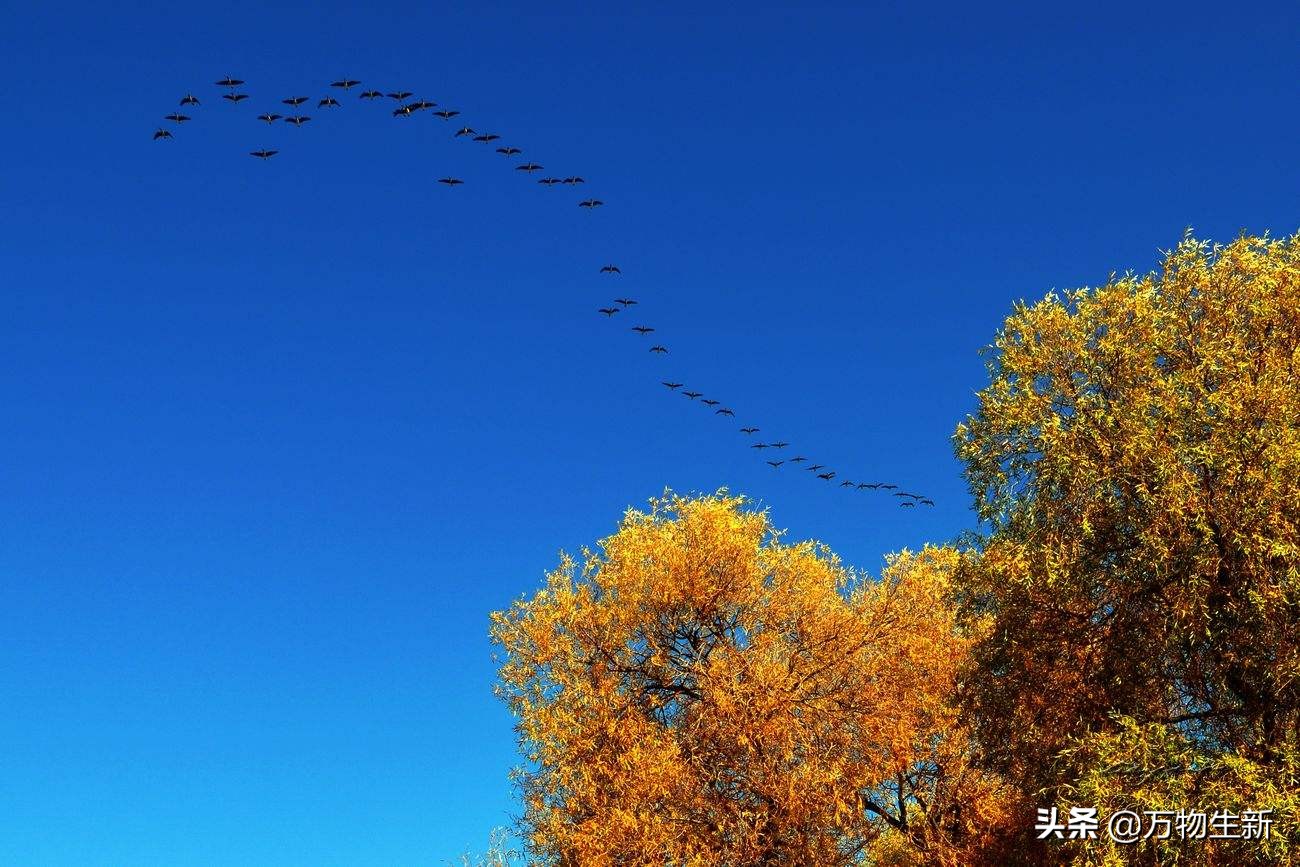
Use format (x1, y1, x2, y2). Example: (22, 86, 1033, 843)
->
(952, 233, 1300, 862)
(490, 491, 1016, 866)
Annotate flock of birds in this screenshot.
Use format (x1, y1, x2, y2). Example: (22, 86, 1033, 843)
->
(151, 75, 934, 510)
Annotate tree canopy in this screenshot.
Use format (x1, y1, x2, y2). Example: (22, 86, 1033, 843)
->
(491, 233, 1300, 865)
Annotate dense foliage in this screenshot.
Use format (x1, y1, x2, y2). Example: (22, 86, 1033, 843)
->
(491, 234, 1299, 865)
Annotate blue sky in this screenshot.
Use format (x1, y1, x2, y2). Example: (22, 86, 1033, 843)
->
(1, 1, 1296, 863)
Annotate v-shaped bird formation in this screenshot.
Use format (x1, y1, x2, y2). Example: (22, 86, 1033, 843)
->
(150, 74, 933, 510)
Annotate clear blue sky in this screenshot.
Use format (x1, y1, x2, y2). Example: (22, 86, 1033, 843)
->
(2, 1, 1295, 863)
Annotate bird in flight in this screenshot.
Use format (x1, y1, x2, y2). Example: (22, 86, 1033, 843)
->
(393, 105, 414, 117)
(600, 265, 621, 274)
(614, 298, 637, 307)
(222, 92, 249, 103)
(318, 97, 341, 108)
(496, 146, 522, 157)
(880, 484, 898, 490)
(433, 109, 460, 120)
(164, 113, 191, 123)
(807, 464, 824, 472)
(900, 501, 915, 508)
(516, 162, 543, 172)
(840, 481, 855, 488)
(579, 199, 604, 208)
(631, 326, 655, 335)
(770, 441, 789, 448)
(285, 115, 311, 126)
(283, 96, 309, 107)
(740, 427, 759, 435)
(818, 472, 836, 480)
(662, 382, 683, 390)
(215, 76, 244, 87)
(473, 133, 500, 143)
(250, 149, 278, 160)
(438, 177, 464, 186)
(701, 399, 720, 407)
(751, 443, 769, 450)
(257, 113, 282, 124)
(715, 407, 734, 416)
(387, 91, 413, 101)
(360, 90, 383, 100)
(767, 460, 784, 468)
(919, 498, 935, 506)
(562, 177, 585, 184)
(790, 456, 807, 463)
(331, 78, 361, 90)
(650, 345, 668, 354)
(153, 128, 173, 140)
(683, 391, 702, 400)
(180, 93, 200, 106)
(454, 127, 476, 137)
(598, 307, 619, 317)
(538, 177, 562, 185)
(409, 99, 437, 112)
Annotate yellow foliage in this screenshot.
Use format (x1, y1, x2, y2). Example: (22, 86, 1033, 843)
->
(491, 491, 1012, 865)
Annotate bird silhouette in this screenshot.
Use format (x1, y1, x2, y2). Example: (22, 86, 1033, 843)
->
(598, 307, 619, 317)
(496, 147, 522, 156)
(438, 177, 464, 186)
(359, 90, 383, 100)
(808, 465, 825, 472)
(257, 113, 283, 124)
(473, 134, 500, 142)
(715, 407, 734, 416)
(840, 481, 855, 488)
(250, 149, 278, 160)
(153, 129, 173, 140)
(285, 115, 311, 126)
(919, 498, 935, 506)
(701, 399, 720, 407)
(631, 326, 655, 335)
(880, 484, 898, 490)
(393, 105, 414, 117)
(600, 265, 621, 274)
(222, 92, 249, 103)
(751, 443, 769, 450)
(790, 456, 807, 463)
(538, 178, 562, 185)
(215, 76, 244, 87)
(900, 501, 916, 507)
(662, 382, 683, 389)
(386, 91, 413, 101)
(164, 113, 190, 123)
(318, 97, 340, 108)
(562, 177, 585, 184)
(683, 391, 702, 400)
(614, 298, 637, 307)
(818, 472, 836, 480)
(650, 346, 668, 354)
(409, 99, 436, 111)
(453, 126, 476, 137)
(282, 96, 309, 107)
(179, 94, 200, 106)
(770, 441, 789, 448)
(516, 162, 543, 172)
(767, 460, 784, 468)
(433, 109, 459, 120)
(331, 78, 361, 90)
(578, 199, 604, 208)
(740, 427, 760, 435)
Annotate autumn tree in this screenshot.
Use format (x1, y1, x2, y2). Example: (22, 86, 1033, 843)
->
(491, 491, 1019, 866)
(953, 233, 1300, 863)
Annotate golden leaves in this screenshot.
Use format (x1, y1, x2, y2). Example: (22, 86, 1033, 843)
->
(491, 491, 990, 865)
